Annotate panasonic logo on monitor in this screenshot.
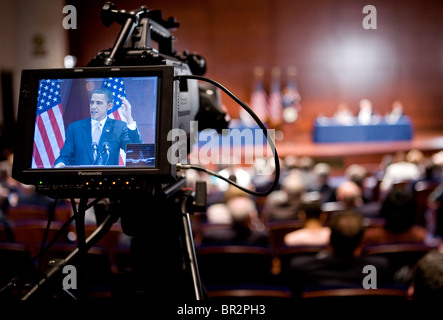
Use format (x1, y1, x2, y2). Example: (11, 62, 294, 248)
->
(78, 171, 103, 176)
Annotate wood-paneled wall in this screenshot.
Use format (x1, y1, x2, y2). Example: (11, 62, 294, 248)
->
(68, 0, 443, 139)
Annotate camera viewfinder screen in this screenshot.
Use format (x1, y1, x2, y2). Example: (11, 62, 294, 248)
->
(31, 76, 158, 169)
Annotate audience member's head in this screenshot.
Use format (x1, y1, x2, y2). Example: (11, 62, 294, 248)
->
(336, 180, 363, 207)
(412, 251, 443, 300)
(406, 149, 424, 166)
(283, 155, 298, 170)
(393, 151, 407, 163)
(313, 162, 331, 185)
(345, 164, 367, 187)
(380, 188, 417, 233)
(226, 196, 258, 229)
(281, 171, 305, 199)
(298, 156, 314, 171)
(298, 198, 325, 223)
(329, 210, 364, 258)
(206, 203, 232, 225)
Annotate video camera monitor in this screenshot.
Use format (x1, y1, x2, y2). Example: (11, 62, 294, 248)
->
(12, 65, 178, 197)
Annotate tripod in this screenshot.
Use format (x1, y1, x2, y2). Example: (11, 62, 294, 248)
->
(18, 177, 205, 301)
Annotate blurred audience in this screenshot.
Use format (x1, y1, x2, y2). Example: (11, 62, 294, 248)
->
(284, 199, 330, 246)
(361, 188, 428, 248)
(263, 170, 305, 221)
(288, 210, 392, 296)
(312, 162, 336, 203)
(410, 250, 443, 300)
(327, 180, 380, 217)
(200, 196, 268, 247)
(380, 150, 421, 192)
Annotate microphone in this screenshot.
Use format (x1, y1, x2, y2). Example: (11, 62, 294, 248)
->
(103, 142, 110, 165)
(92, 142, 99, 165)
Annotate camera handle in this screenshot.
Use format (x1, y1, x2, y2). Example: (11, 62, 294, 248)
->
(100, 2, 178, 66)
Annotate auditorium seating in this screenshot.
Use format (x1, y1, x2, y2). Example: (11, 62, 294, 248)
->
(0, 242, 37, 293)
(11, 219, 70, 258)
(278, 244, 328, 278)
(196, 245, 274, 286)
(206, 287, 292, 302)
(301, 287, 408, 300)
(413, 180, 440, 226)
(361, 243, 439, 284)
(266, 219, 304, 255)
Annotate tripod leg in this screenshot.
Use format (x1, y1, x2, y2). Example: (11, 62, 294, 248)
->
(71, 197, 89, 300)
(181, 211, 204, 300)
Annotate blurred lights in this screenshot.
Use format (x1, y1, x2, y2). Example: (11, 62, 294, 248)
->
(64, 55, 77, 68)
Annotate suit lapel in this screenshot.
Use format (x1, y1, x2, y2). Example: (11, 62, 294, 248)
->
(82, 119, 94, 163)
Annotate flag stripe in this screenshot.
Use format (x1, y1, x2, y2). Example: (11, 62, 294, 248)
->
(36, 115, 56, 165)
(250, 80, 269, 122)
(32, 142, 43, 168)
(34, 128, 51, 168)
(46, 107, 64, 151)
(268, 79, 282, 123)
(52, 104, 65, 149)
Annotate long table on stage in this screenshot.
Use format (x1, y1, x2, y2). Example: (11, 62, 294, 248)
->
(313, 116, 413, 143)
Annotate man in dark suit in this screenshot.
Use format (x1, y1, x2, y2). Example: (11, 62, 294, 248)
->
(54, 88, 143, 167)
(287, 210, 393, 297)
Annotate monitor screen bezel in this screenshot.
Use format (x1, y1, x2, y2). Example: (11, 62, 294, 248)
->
(12, 65, 176, 189)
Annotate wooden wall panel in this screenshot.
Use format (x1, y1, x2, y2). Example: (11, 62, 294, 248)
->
(68, 0, 443, 140)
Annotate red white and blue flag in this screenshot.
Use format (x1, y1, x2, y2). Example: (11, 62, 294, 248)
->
(249, 79, 269, 123)
(32, 79, 65, 169)
(268, 75, 283, 125)
(102, 77, 127, 165)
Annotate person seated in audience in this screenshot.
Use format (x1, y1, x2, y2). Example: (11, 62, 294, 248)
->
(409, 250, 443, 300)
(205, 203, 232, 225)
(200, 196, 268, 247)
(335, 180, 363, 208)
(284, 198, 330, 246)
(328, 180, 380, 217)
(344, 164, 371, 203)
(313, 162, 336, 203)
(288, 210, 392, 296)
(380, 150, 421, 193)
(360, 188, 428, 248)
(263, 170, 305, 221)
(298, 156, 320, 192)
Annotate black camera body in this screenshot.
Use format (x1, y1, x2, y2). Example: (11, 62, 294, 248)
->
(12, 2, 228, 199)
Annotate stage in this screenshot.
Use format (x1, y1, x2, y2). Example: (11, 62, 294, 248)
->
(275, 130, 443, 171)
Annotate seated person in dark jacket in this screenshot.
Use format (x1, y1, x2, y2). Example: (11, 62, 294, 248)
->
(288, 210, 392, 297)
(201, 196, 269, 247)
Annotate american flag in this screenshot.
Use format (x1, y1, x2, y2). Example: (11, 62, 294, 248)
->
(102, 77, 127, 165)
(249, 79, 269, 123)
(268, 75, 283, 125)
(32, 79, 65, 168)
